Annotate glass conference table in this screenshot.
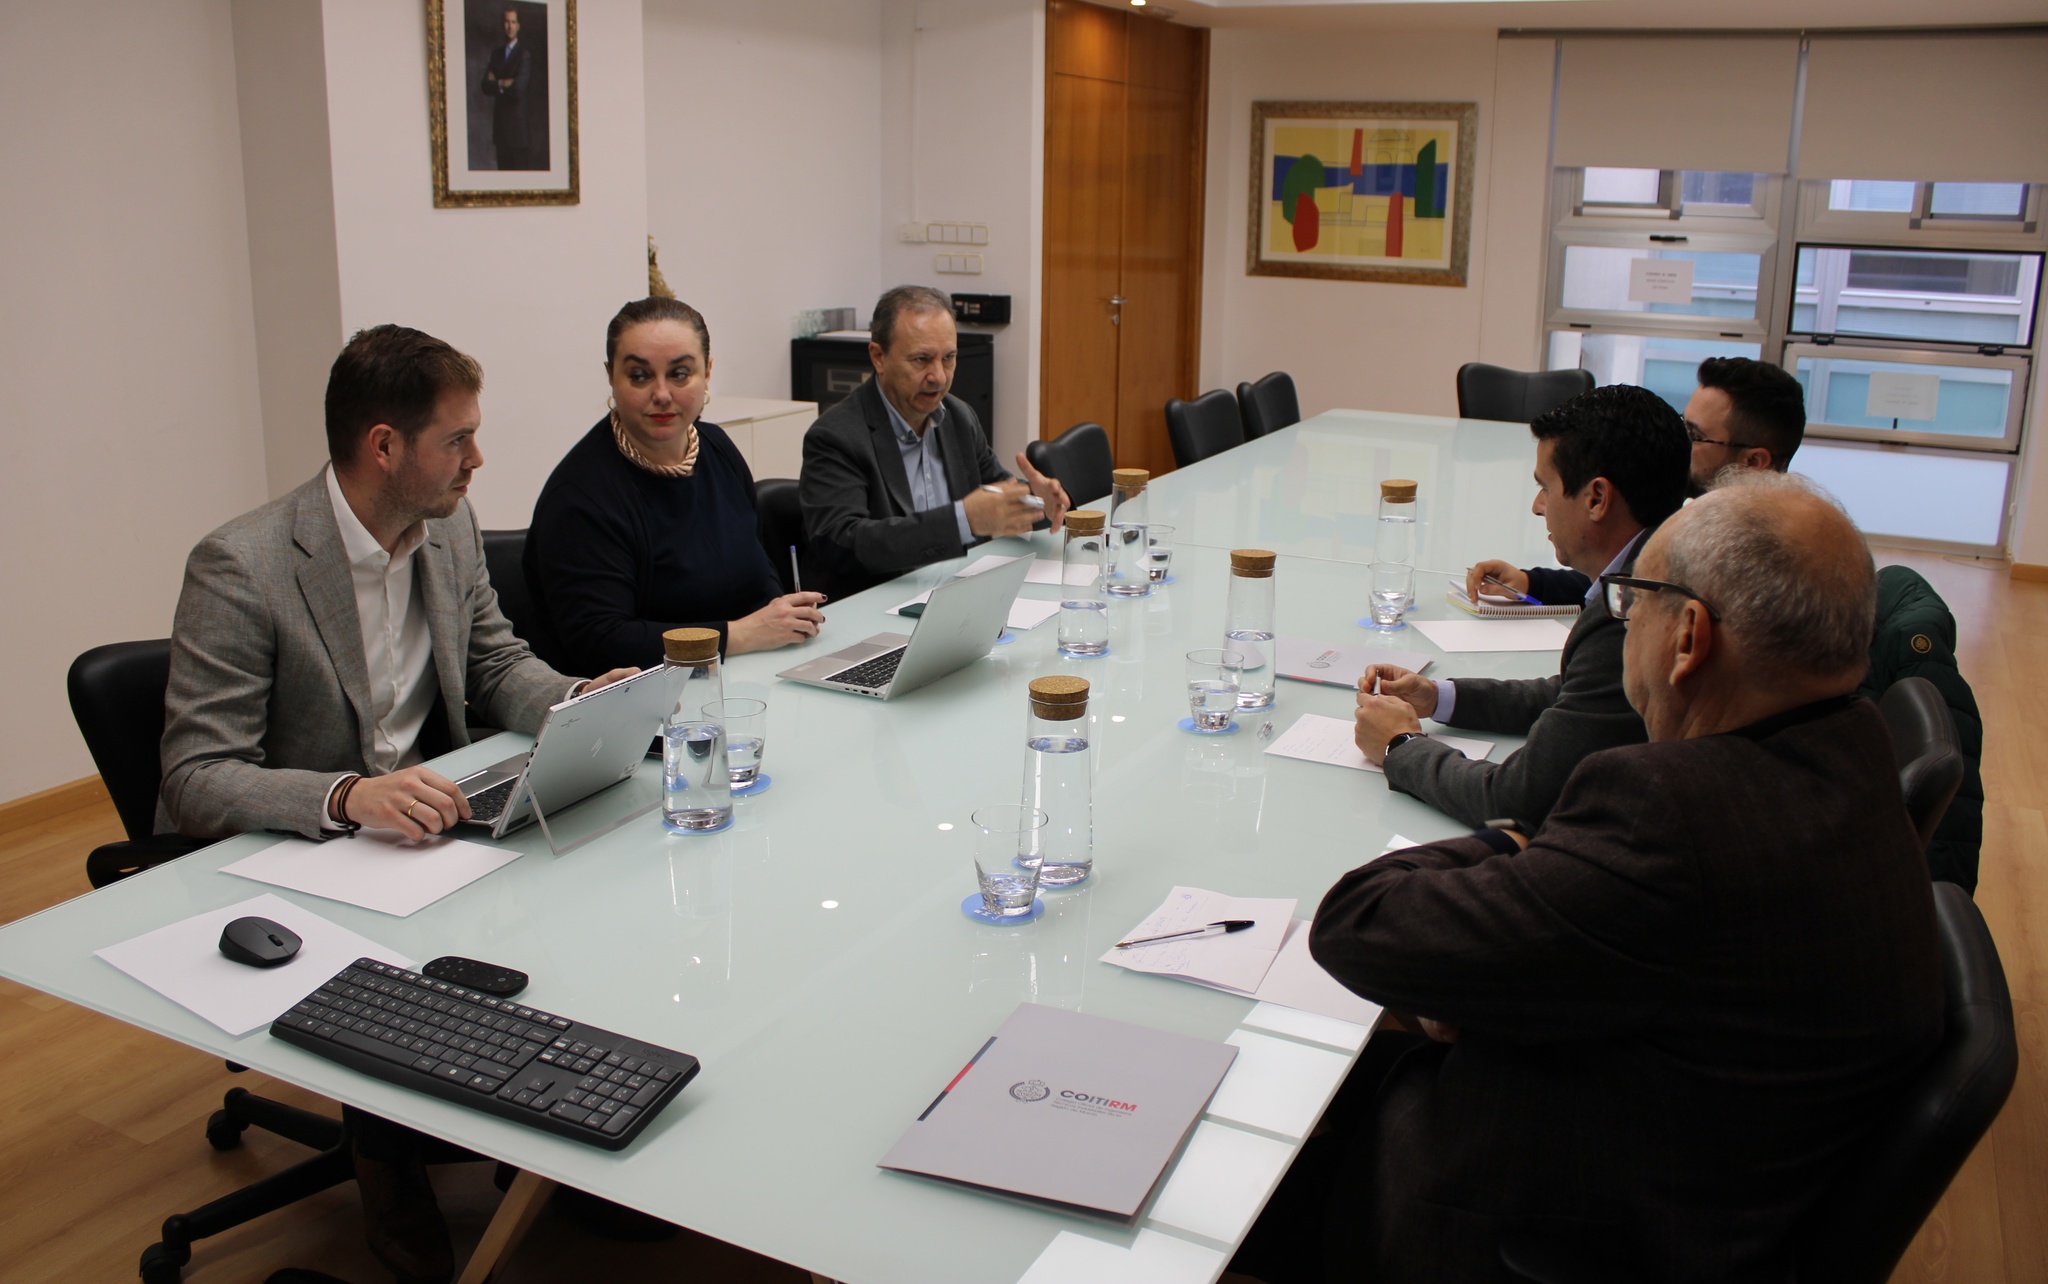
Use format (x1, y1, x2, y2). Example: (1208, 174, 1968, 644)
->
(0, 412, 1565, 1283)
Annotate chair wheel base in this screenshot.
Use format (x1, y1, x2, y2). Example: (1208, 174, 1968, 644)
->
(140, 1240, 189, 1284)
(205, 1109, 247, 1151)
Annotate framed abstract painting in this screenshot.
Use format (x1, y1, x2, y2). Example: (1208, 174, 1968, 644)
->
(427, 0, 579, 207)
(1247, 101, 1477, 286)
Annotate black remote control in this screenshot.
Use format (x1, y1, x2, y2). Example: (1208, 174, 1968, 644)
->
(422, 956, 529, 997)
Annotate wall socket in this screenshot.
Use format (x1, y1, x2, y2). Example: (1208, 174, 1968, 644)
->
(934, 253, 983, 275)
(897, 222, 927, 243)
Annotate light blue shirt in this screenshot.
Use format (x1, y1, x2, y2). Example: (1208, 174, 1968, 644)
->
(1431, 528, 1647, 725)
(879, 388, 975, 547)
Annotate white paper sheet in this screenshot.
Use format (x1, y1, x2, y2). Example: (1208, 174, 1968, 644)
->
(1015, 1229, 1224, 1284)
(1262, 713, 1493, 776)
(1253, 920, 1386, 1026)
(1021, 559, 1097, 587)
(1865, 370, 1941, 421)
(221, 829, 522, 917)
(1411, 617, 1571, 652)
(94, 893, 416, 1037)
(1627, 257, 1695, 303)
(885, 563, 1064, 630)
(1274, 637, 1433, 687)
(1102, 887, 1296, 995)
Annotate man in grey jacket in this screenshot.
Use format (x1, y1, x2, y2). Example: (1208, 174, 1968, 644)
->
(1354, 385, 1689, 829)
(158, 324, 631, 1282)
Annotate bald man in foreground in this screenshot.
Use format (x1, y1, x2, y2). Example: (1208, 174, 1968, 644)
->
(1239, 474, 1943, 1284)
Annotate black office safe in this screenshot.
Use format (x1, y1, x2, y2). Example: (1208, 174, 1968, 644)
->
(790, 332, 994, 443)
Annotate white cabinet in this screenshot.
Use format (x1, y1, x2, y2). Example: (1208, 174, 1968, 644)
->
(708, 397, 817, 482)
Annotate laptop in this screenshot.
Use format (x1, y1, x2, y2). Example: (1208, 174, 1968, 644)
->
(777, 554, 1034, 699)
(452, 663, 688, 837)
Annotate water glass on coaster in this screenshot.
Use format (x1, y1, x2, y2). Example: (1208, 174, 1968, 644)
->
(703, 697, 769, 794)
(1145, 524, 1176, 584)
(1184, 648, 1245, 734)
(661, 628, 732, 833)
(1365, 561, 1416, 631)
(1057, 509, 1110, 658)
(964, 805, 1050, 924)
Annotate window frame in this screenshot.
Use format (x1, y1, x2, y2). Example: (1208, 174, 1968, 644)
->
(1782, 340, 2031, 452)
(1796, 181, 2045, 248)
(1785, 242, 2043, 350)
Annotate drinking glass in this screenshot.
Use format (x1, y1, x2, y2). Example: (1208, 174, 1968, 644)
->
(1057, 599, 1109, 657)
(1368, 562, 1415, 631)
(662, 720, 732, 832)
(1145, 525, 1176, 583)
(702, 698, 767, 790)
(972, 805, 1049, 919)
(1185, 649, 1245, 732)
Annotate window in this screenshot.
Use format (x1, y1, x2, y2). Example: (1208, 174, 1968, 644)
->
(1575, 169, 1770, 220)
(1549, 333, 1761, 414)
(1784, 344, 2028, 449)
(1929, 183, 2029, 220)
(1790, 246, 2042, 346)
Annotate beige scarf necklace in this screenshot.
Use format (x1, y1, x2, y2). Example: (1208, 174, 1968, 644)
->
(611, 409, 700, 478)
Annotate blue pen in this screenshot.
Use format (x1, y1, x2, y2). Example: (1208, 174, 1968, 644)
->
(1482, 574, 1544, 607)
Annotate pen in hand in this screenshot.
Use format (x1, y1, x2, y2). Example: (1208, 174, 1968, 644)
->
(1480, 573, 1544, 607)
(1115, 919, 1256, 949)
(789, 544, 803, 595)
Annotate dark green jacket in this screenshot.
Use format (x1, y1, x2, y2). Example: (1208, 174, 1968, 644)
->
(1856, 566, 1984, 892)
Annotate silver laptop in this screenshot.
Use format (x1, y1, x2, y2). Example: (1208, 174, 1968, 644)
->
(453, 663, 687, 837)
(777, 554, 1034, 699)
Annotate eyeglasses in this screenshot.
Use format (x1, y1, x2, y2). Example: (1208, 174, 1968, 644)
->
(1599, 573, 1722, 622)
(1685, 423, 1754, 450)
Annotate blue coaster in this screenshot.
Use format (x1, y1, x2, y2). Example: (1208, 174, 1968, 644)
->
(1358, 617, 1409, 631)
(731, 773, 772, 797)
(662, 811, 734, 835)
(994, 629, 1020, 646)
(961, 893, 1044, 925)
(1178, 716, 1240, 735)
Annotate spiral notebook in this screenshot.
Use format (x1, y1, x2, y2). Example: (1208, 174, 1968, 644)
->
(1445, 583, 1581, 619)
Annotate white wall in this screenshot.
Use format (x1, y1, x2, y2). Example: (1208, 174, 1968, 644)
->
(320, 0, 651, 530)
(0, 0, 268, 804)
(642, 0, 885, 421)
(1197, 29, 1553, 419)
(879, 0, 1044, 463)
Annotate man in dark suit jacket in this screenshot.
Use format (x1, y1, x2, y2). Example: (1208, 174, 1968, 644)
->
(800, 285, 1069, 599)
(1263, 474, 1944, 1284)
(1355, 385, 1690, 829)
(480, 6, 534, 170)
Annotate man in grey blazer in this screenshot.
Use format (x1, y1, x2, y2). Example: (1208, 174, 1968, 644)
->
(1354, 385, 1690, 830)
(159, 324, 631, 1282)
(800, 285, 1069, 599)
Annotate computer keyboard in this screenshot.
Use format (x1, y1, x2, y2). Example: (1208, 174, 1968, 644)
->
(826, 645, 908, 690)
(270, 959, 699, 1151)
(465, 777, 519, 823)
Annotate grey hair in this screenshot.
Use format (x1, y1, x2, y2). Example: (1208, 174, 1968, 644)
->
(870, 285, 953, 350)
(1659, 471, 1875, 680)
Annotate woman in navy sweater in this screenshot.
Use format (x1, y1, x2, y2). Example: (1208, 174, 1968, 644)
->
(524, 298, 827, 674)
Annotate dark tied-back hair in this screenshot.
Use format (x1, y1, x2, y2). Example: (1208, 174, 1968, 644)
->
(1530, 384, 1691, 529)
(325, 324, 483, 465)
(870, 285, 953, 351)
(605, 297, 710, 366)
(1696, 356, 1807, 469)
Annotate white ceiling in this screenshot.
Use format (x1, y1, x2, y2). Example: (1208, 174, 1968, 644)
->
(1159, 0, 2048, 32)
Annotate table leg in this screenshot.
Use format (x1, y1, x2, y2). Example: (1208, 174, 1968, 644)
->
(455, 1168, 557, 1284)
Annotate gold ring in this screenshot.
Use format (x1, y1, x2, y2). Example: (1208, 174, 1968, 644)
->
(404, 800, 420, 821)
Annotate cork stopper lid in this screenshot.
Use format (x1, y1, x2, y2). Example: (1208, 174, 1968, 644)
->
(662, 627, 721, 664)
(1112, 468, 1149, 492)
(1230, 548, 1277, 578)
(1065, 509, 1105, 535)
(1380, 479, 1417, 501)
(1029, 675, 1090, 721)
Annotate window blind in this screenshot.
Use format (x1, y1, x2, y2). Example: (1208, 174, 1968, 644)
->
(1554, 37, 1799, 174)
(1798, 32, 2048, 181)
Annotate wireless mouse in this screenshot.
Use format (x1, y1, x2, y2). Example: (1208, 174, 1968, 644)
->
(219, 916, 303, 968)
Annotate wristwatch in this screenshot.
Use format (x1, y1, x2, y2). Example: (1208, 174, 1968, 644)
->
(1384, 731, 1429, 758)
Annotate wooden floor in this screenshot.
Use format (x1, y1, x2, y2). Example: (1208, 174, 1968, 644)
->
(1, 548, 2043, 1283)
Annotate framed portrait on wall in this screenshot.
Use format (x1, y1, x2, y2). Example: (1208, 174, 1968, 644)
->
(1247, 101, 1476, 286)
(427, 0, 578, 207)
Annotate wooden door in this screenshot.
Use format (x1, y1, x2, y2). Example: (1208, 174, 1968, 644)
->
(1041, 0, 1207, 476)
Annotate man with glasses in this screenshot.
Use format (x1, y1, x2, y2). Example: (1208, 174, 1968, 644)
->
(1238, 473, 1940, 1284)
(1464, 356, 1806, 603)
(1355, 385, 1689, 830)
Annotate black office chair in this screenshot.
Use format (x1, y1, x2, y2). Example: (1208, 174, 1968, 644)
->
(66, 640, 202, 888)
(1236, 371, 1301, 439)
(1024, 422, 1115, 506)
(1456, 363, 1595, 423)
(1500, 882, 2018, 1284)
(755, 477, 810, 595)
(1881, 677, 1966, 853)
(1164, 389, 1245, 468)
(481, 527, 536, 643)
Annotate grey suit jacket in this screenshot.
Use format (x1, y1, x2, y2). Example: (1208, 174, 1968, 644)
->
(798, 378, 1010, 599)
(158, 473, 574, 841)
(1382, 535, 1649, 830)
